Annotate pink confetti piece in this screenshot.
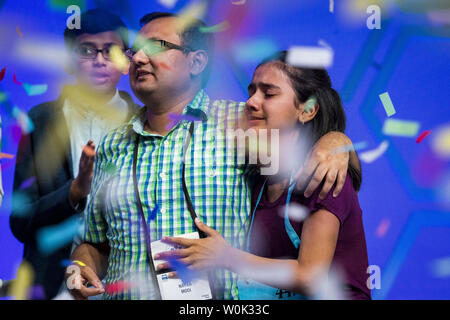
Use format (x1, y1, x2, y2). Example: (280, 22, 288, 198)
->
(13, 72, 22, 85)
(376, 219, 391, 238)
(416, 130, 432, 144)
(105, 281, 133, 295)
(0, 67, 5, 81)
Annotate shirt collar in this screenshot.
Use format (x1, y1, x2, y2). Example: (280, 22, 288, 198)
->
(125, 89, 209, 137)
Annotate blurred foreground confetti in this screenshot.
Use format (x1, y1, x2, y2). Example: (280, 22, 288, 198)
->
(37, 215, 84, 255)
(9, 261, 34, 300)
(287, 45, 334, 68)
(382, 118, 420, 137)
(359, 140, 389, 163)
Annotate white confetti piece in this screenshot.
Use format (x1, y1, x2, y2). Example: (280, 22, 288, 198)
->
(359, 140, 389, 164)
(286, 46, 334, 69)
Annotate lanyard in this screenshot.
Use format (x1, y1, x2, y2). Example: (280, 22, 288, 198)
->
(245, 175, 300, 252)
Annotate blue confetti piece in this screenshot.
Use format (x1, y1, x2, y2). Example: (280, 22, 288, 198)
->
(167, 256, 196, 283)
(232, 39, 279, 64)
(149, 204, 159, 221)
(37, 215, 83, 255)
(19, 177, 36, 190)
(23, 83, 48, 96)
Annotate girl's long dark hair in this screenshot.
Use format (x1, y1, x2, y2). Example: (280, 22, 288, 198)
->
(258, 51, 362, 191)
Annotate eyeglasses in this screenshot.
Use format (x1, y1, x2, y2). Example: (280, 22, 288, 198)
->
(125, 38, 192, 60)
(74, 44, 124, 61)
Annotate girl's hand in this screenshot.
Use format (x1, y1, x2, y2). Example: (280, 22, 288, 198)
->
(155, 218, 232, 272)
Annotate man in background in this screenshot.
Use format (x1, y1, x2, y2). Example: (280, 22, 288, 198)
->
(10, 9, 139, 299)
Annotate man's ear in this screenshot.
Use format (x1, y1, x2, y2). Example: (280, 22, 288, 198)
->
(189, 50, 208, 77)
(298, 97, 319, 123)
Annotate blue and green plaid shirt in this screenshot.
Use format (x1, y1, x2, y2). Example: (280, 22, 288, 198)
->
(83, 90, 253, 299)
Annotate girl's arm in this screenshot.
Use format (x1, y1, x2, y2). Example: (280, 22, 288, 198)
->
(158, 211, 339, 296)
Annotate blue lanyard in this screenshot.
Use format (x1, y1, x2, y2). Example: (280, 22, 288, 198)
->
(246, 176, 300, 252)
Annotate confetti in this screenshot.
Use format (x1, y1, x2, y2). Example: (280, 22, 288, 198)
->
(72, 260, 86, 267)
(0, 152, 14, 159)
(376, 218, 390, 238)
(158, 62, 171, 70)
(157, 0, 178, 9)
(379, 92, 396, 117)
(333, 141, 368, 154)
(167, 256, 197, 283)
(286, 45, 334, 68)
(359, 140, 389, 163)
(104, 162, 119, 176)
(280, 203, 308, 222)
(29, 285, 45, 300)
(0, 91, 7, 102)
(382, 119, 420, 137)
(430, 257, 450, 278)
(232, 0, 246, 4)
(329, 0, 334, 13)
(416, 130, 432, 144)
(233, 39, 279, 64)
(176, 1, 208, 33)
(13, 72, 22, 85)
(48, 0, 86, 10)
(199, 21, 230, 33)
(9, 261, 34, 300)
(37, 215, 84, 255)
(304, 96, 317, 112)
(167, 113, 203, 129)
(109, 45, 129, 73)
(12, 107, 34, 134)
(23, 83, 48, 96)
(105, 280, 133, 295)
(19, 177, 35, 189)
(0, 67, 5, 81)
(16, 26, 23, 37)
(431, 125, 450, 158)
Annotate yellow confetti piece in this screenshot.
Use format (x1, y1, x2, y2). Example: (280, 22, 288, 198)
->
(110, 45, 129, 73)
(0, 152, 15, 159)
(432, 125, 450, 158)
(16, 26, 23, 37)
(176, 1, 208, 33)
(72, 260, 87, 267)
(9, 261, 34, 300)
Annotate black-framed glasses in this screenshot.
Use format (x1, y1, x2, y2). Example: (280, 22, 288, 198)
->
(125, 38, 192, 60)
(74, 44, 124, 61)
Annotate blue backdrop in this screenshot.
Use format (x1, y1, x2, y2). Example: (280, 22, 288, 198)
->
(1, 0, 449, 299)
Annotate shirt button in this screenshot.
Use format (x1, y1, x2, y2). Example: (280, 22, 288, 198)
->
(164, 140, 169, 146)
(208, 170, 216, 177)
(160, 207, 166, 214)
(159, 171, 166, 179)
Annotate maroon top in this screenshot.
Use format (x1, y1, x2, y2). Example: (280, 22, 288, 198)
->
(248, 173, 371, 300)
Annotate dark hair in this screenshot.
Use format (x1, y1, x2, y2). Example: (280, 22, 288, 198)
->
(139, 12, 215, 88)
(258, 51, 362, 191)
(64, 9, 129, 50)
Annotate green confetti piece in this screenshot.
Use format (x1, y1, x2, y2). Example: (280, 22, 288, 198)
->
(48, 0, 85, 10)
(23, 83, 48, 96)
(104, 162, 118, 176)
(304, 96, 317, 112)
(379, 92, 396, 117)
(199, 21, 230, 33)
(382, 118, 420, 137)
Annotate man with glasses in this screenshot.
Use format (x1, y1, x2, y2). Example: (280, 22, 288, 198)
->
(10, 9, 139, 299)
(68, 12, 358, 300)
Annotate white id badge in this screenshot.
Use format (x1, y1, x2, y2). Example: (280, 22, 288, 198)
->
(151, 232, 213, 300)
